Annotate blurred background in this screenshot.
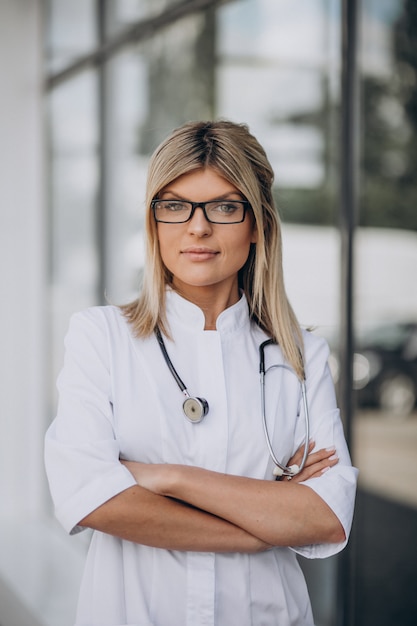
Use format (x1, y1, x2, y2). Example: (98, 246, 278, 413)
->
(0, 0, 416, 624)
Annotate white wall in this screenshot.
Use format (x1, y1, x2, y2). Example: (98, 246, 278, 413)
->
(0, 6, 87, 624)
(0, 0, 46, 519)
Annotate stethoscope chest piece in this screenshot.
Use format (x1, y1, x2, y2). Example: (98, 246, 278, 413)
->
(155, 327, 210, 424)
(183, 396, 209, 423)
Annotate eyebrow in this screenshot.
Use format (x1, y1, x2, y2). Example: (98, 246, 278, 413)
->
(158, 190, 246, 201)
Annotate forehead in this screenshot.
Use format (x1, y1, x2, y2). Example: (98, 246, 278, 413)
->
(160, 167, 244, 200)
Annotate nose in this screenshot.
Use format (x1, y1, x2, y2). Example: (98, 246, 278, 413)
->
(187, 205, 212, 236)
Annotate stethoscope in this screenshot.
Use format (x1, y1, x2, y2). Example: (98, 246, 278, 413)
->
(259, 339, 310, 478)
(155, 329, 310, 478)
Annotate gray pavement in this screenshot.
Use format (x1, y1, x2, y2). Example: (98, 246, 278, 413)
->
(351, 411, 417, 626)
(353, 410, 417, 509)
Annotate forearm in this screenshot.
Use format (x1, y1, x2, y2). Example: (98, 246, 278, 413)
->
(154, 466, 345, 547)
(78, 484, 271, 553)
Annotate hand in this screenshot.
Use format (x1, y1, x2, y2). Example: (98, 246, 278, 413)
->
(282, 441, 338, 483)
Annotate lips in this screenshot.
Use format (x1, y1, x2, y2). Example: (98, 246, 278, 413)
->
(181, 247, 219, 261)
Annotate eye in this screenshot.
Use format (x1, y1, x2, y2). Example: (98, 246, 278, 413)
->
(211, 202, 241, 214)
(158, 200, 188, 212)
(154, 200, 190, 214)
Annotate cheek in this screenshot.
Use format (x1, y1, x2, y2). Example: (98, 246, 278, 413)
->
(158, 244, 175, 274)
(156, 226, 175, 264)
(229, 235, 254, 270)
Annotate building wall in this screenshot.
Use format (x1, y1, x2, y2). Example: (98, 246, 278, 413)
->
(0, 0, 46, 521)
(0, 3, 84, 624)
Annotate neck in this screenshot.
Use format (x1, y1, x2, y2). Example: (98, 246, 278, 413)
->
(171, 281, 240, 330)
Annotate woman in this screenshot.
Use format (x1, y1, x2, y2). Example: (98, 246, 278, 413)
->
(45, 120, 358, 626)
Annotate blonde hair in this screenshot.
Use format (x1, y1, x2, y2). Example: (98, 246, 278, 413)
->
(122, 120, 304, 378)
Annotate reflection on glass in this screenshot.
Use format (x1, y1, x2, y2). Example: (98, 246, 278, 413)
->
(136, 12, 215, 153)
(353, 0, 417, 512)
(46, 0, 97, 72)
(103, 49, 148, 303)
(105, 0, 186, 38)
(316, 16, 417, 623)
(361, 0, 417, 231)
(217, 0, 339, 194)
(216, 0, 341, 335)
(49, 70, 99, 392)
(104, 13, 215, 303)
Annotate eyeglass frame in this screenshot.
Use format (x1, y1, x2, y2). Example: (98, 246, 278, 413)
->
(151, 198, 251, 224)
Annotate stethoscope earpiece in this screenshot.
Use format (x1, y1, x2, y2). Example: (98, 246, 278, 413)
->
(183, 396, 209, 423)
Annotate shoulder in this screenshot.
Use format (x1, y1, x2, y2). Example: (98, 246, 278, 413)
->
(301, 327, 330, 355)
(66, 305, 133, 348)
(301, 328, 331, 377)
(70, 304, 128, 327)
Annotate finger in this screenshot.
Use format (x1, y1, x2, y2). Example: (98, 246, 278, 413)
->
(302, 446, 337, 468)
(291, 452, 339, 482)
(290, 453, 339, 483)
(302, 459, 339, 481)
(286, 443, 338, 475)
(287, 440, 315, 467)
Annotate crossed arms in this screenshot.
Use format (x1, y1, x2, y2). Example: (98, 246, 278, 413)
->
(79, 442, 345, 553)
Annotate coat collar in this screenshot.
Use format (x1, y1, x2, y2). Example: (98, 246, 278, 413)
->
(165, 288, 251, 336)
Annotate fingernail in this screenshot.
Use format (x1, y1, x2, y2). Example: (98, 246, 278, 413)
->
(329, 454, 338, 461)
(326, 446, 336, 452)
(321, 466, 330, 474)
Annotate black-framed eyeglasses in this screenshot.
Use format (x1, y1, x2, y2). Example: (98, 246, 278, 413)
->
(151, 199, 250, 224)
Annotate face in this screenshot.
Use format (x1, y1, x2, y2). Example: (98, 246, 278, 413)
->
(156, 167, 257, 304)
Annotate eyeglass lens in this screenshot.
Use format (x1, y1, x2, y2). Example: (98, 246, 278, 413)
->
(152, 199, 247, 223)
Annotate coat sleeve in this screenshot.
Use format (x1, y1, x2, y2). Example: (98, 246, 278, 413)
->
(44, 308, 137, 534)
(291, 332, 359, 559)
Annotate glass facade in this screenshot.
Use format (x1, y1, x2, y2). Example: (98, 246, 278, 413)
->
(351, 2, 417, 624)
(48, 69, 100, 397)
(44, 1, 417, 624)
(45, 0, 97, 72)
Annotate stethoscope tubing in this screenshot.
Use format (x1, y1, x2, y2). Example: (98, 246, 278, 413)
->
(155, 327, 209, 422)
(259, 339, 310, 477)
(155, 327, 189, 397)
(156, 329, 310, 474)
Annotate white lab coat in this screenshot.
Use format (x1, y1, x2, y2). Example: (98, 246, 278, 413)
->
(45, 289, 358, 626)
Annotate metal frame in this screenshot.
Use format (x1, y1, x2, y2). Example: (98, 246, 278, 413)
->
(96, 0, 107, 304)
(45, 0, 231, 89)
(338, 1, 359, 625)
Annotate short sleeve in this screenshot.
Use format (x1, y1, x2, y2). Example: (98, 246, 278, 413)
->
(291, 332, 358, 559)
(44, 309, 137, 534)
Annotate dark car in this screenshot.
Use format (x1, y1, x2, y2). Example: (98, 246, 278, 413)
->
(328, 321, 417, 417)
(352, 322, 417, 416)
